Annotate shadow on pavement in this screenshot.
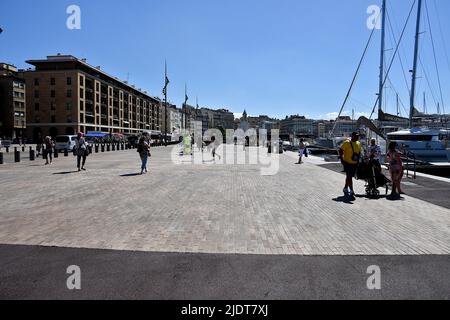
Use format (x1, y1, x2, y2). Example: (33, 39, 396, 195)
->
(332, 196, 355, 204)
(52, 171, 79, 175)
(120, 173, 142, 177)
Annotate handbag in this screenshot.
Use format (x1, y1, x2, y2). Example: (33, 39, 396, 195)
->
(350, 141, 360, 162)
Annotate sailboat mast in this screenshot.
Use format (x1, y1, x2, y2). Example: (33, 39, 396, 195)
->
(377, 0, 387, 119)
(410, 0, 423, 128)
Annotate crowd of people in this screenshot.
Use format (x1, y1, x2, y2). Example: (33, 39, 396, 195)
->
(338, 131, 405, 199)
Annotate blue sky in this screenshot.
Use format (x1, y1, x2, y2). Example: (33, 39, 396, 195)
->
(1, 0, 449, 120)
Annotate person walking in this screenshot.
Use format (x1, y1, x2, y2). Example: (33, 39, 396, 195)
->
(386, 141, 404, 197)
(36, 134, 43, 158)
(339, 132, 362, 197)
(137, 133, 151, 175)
(211, 136, 221, 161)
(43, 136, 54, 165)
(297, 139, 306, 164)
(74, 132, 88, 171)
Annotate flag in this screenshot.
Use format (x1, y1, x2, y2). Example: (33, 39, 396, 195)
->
(162, 61, 169, 95)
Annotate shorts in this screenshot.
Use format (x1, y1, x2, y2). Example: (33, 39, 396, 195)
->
(343, 162, 357, 179)
(298, 149, 305, 156)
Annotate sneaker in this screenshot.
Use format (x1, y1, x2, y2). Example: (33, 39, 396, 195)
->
(81, 167, 86, 171)
(349, 190, 355, 196)
(343, 188, 348, 194)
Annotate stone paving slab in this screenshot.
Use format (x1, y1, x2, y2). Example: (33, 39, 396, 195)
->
(0, 146, 449, 255)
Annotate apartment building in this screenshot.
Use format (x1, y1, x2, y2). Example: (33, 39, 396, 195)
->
(20, 55, 163, 141)
(0, 63, 26, 140)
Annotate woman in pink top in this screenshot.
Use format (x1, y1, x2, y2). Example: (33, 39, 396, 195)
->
(386, 141, 404, 196)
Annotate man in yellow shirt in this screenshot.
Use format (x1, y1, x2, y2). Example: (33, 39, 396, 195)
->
(339, 132, 362, 197)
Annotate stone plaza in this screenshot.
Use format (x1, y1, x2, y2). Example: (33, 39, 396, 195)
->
(1, 145, 449, 255)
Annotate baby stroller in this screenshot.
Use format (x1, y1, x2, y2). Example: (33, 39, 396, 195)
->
(357, 158, 391, 197)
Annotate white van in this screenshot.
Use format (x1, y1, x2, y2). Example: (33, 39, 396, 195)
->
(55, 135, 77, 152)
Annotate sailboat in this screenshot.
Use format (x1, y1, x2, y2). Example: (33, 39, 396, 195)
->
(380, 0, 450, 162)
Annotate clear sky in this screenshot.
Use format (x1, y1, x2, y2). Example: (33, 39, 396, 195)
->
(1, 0, 449, 120)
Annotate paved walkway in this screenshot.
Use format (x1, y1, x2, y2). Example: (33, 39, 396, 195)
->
(0, 146, 449, 255)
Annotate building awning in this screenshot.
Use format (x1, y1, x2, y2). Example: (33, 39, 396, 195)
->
(86, 131, 108, 138)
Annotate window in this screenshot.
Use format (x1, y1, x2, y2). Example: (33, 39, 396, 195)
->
(51, 78, 55, 85)
(34, 90, 39, 98)
(35, 103, 40, 111)
(79, 75, 84, 86)
(66, 102, 72, 111)
(51, 115, 56, 123)
(51, 102, 56, 110)
(51, 90, 56, 98)
(80, 100, 84, 110)
(67, 89, 72, 98)
(67, 77, 72, 85)
(96, 83, 100, 91)
(80, 88, 84, 97)
(34, 78, 39, 86)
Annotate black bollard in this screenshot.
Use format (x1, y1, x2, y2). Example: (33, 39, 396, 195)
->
(112, 143, 115, 151)
(54, 148, 59, 158)
(95, 144, 99, 153)
(29, 147, 35, 161)
(107, 144, 110, 152)
(64, 148, 69, 157)
(117, 143, 120, 151)
(6, 146, 9, 153)
(0, 152, 3, 164)
(101, 144, 105, 152)
(14, 147, 20, 163)
(89, 145, 93, 154)
(125, 143, 128, 150)
(121, 143, 124, 150)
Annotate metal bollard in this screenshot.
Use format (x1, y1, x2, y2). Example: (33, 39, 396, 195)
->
(29, 147, 35, 161)
(121, 143, 124, 150)
(107, 144, 110, 152)
(54, 148, 59, 158)
(64, 148, 69, 157)
(95, 144, 99, 153)
(0, 152, 3, 164)
(117, 143, 120, 151)
(89, 145, 93, 154)
(6, 146, 9, 153)
(14, 147, 20, 162)
(112, 143, 115, 151)
(101, 144, 105, 152)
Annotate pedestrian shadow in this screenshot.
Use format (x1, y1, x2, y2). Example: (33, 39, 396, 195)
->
(120, 173, 142, 177)
(386, 194, 405, 201)
(355, 194, 388, 200)
(332, 195, 355, 204)
(53, 171, 79, 175)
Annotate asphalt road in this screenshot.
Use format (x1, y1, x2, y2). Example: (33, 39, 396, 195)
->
(1, 244, 449, 300)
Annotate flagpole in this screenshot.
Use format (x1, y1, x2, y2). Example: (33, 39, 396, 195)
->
(184, 83, 188, 132)
(164, 61, 168, 147)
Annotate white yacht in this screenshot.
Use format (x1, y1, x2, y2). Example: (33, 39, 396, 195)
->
(387, 128, 450, 162)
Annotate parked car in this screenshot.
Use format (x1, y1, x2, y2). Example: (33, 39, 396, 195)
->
(55, 135, 78, 152)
